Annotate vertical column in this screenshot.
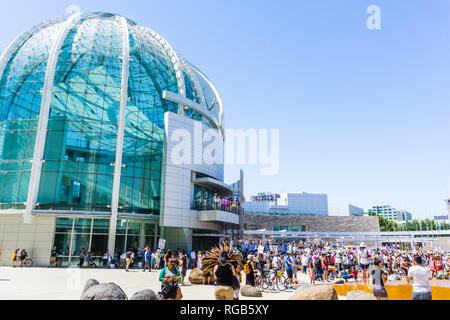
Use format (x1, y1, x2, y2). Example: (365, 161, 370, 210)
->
(107, 17, 130, 254)
(24, 13, 83, 224)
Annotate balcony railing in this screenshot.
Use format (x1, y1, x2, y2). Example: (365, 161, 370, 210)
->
(193, 199, 240, 215)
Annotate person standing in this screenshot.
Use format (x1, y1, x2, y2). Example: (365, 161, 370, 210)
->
(143, 247, 151, 272)
(190, 250, 196, 269)
(159, 257, 182, 300)
(180, 250, 188, 283)
(214, 253, 236, 300)
(407, 255, 433, 300)
(78, 248, 85, 268)
(11, 249, 19, 267)
(244, 255, 256, 287)
(371, 259, 388, 300)
(358, 243, 371, 284)
(102, 251, 109, 268)
(125, 249, 132, 272)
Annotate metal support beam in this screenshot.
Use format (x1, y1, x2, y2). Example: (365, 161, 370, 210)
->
(107, 17, 130, 254)
(24, 12, 83, 224)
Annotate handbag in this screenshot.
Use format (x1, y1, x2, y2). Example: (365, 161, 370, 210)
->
(161, 280, 179, 299)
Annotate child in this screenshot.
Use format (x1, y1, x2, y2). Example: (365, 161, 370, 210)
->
(352, 267, 358, 281)
(342, 269, 352, 282)
(308, 262, 315, 284)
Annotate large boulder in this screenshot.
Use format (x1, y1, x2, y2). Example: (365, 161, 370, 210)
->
(289, 284, 338, 300)
(240, 285, 263, 297)
(293, 283, 316, 293)
(188, 268, 204, 284)
(346, 290, 377, 300)
(81, 282, 128, 300)
(83, 279, 100, 293)
(129, 289, 158, 300)
(435, 270, 449, 280)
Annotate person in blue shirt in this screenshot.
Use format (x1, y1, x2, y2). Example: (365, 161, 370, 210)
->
(284, 253, 297, 290)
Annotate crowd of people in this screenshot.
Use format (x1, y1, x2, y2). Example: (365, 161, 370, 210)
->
(12, 239, 450, 300)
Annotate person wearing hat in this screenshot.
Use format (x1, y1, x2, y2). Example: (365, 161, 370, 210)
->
(358, 242, 371, 284)
(214, 253, 236, 300)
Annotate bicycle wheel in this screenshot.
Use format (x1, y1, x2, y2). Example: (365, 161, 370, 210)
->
(25, 259, 33, 267)
(276, 276, 288, 291)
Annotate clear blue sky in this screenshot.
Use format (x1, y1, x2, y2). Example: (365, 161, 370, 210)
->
(1, 0, 449, 218)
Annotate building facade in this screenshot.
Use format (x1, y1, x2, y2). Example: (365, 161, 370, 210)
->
(243, 192, 328, 216)
(0, 12, 239, 266)
(369, 205, 412, 222)
(328, 204, 364, 216)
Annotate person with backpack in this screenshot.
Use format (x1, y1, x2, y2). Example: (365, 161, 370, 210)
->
(11, 249, 19, 267)
(314, 253, 323, 282)
(159, 257, 182, 300)
(244, 255, 256, 286)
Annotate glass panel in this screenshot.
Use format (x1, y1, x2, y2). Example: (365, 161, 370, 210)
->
(92, 218, 110, 234)
(55, 217, 73, 233)
(143, 236, 154, 250)
(37, 16, 123, 211)
(116, 219, 127, 235)
(74, 218, 92, 234)
(53, 233, 72, 256)
(115, 235, 125, 253)
(126, 220, 142, 235)
(143, 222, 155, 236)
(0, 21, 65, 204)
(90, 234, 108, 257)
(71, 233, 90, 256)
(126, 235, 140, 250)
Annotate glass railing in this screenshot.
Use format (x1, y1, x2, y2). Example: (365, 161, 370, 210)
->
(193, 199, 240, 214)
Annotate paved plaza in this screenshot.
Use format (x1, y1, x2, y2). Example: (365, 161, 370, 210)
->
(0, 267, 298, 300)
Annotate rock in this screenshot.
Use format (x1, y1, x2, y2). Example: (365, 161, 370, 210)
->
(81, 283, 128, 300)
(188, 268, 204, 284)
(435, 270, 449, 280)
(346, 290, 377, 300)
(129, 289, 158, 300)
(294, 283, 316, 293)
(240, 285, 263, 297)
(289, 284, 338, 300)
(156, 292, 166, 300)
(82, 279, 100, 293)
(333, 279, 345, 284)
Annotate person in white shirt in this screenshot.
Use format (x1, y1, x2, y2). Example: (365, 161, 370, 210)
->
(407, 255, 433, 300)
(301, 254, 309, 274)
(190, 250, 196, 269)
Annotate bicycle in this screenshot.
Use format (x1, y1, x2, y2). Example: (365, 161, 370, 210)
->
(263, 269, 288, 291)
(20, 258, 33, 267)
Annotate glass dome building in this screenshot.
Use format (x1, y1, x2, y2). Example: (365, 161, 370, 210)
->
(0, 12, 240, 266)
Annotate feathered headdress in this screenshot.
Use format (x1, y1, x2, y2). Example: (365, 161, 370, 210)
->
(201, 241, 243, 274)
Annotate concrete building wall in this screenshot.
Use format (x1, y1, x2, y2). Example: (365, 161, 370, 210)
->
(244, 214, 380, 232)
(160, 112, 224, 230)
(0, 214, 56, 267)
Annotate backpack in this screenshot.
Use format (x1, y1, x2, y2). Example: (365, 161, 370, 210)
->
(244, 262, 252, 274)
(315, 257, 321, 268)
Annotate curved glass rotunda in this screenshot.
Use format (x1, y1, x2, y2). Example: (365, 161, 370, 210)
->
(0, 12, 238, 265)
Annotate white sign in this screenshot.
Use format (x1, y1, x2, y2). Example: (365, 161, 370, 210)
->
(158, 239, 166, 250)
